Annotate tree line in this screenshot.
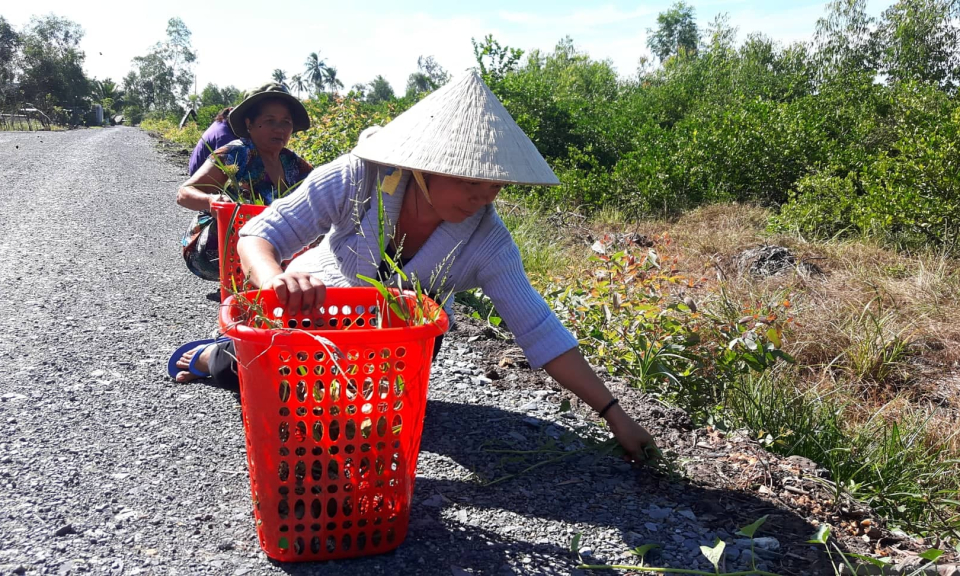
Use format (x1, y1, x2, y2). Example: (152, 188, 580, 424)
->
(4, 1, 959, 251)
(470, 0, 960, 250)
(1, 15, 90, 124)
(0, 14, 450, 126)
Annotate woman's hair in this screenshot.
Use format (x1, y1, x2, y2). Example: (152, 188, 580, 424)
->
(215, 107, 233, 123)
(243, 98, 291, 125)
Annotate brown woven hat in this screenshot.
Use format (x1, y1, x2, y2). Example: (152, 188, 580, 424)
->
(228, 82, 310, 138)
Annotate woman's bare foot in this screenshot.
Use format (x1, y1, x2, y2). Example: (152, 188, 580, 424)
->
(174, 344, 215, 382)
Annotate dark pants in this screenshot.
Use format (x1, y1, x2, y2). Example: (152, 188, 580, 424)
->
(208, 335, 445, 389)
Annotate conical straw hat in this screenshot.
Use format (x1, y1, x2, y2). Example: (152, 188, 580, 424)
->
(352, 70, 559, 186)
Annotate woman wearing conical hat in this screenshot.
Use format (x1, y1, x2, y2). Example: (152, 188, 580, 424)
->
(171, 71, 658, 462)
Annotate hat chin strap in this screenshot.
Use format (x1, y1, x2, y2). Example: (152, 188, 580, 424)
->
(412, 171, 433, 206)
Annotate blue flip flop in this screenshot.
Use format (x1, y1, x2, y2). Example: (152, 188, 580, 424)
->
(167, 337, 230, 379)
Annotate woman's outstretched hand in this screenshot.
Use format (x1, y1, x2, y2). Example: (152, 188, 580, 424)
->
(605, 406, 660, 463)
(265, 271, 327, 313)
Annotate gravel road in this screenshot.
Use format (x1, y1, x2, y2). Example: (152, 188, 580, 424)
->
(0, 127, 866, 576)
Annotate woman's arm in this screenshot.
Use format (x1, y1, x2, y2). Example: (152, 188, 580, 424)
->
(238, 236, 326, 313)
(543, 349, 657, 461)
(474, 237, 658, 461)
(177, 159, 229, 211)
(236, 154, 366, 311)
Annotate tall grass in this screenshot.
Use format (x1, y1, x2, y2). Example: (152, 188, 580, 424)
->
(728, 370, 960, 540)
(498, 202, 577, 280)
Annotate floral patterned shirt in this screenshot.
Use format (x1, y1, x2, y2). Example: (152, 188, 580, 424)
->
(208, 138, 313, 204)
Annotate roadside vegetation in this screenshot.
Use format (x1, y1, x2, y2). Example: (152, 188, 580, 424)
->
(137, 0, 960, 558)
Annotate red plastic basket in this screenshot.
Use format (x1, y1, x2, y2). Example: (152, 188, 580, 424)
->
(211, 201, 267, 302)
(219, 287, 449, 561)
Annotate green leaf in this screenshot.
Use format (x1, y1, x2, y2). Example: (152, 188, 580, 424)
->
(699, 538, 725, 570)
(847, 553, 891, 568)
(358, 275, 392, 304)
(807, 525, 831, 545)
(737, 515, 768, 538)
(765, 327, 781, 348)
(630, 543, 660, 558)
(771, 349, 796, 363)
(383, 252, 408, 281)
(570, 532, 581, 553)
(559, 399, 571, 413)
(918, 549, 944, 562)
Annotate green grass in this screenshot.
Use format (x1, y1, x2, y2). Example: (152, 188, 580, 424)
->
(727, 369, 960, 540)
(140, 117, 202, 150)
(498, 200, 575, 280)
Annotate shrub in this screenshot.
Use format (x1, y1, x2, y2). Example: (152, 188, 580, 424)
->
(289, 95, 407, 167)
(774, 82, 960, 249)
(546, 240, 793, 421)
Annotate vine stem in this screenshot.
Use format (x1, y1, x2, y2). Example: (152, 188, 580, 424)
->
(576, 564, 782, 576)
(482, 447, 597, 487)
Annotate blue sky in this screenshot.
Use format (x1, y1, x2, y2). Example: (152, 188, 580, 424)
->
(6, 1, 889, 96)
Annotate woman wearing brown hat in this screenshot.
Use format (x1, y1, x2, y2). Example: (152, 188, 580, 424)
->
(177, 82, 313, 209)
(171, 71, 658, 462)
(176, 82, 314, 280)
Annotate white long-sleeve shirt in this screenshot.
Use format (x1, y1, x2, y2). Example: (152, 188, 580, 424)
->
(240, 153, 578, 369)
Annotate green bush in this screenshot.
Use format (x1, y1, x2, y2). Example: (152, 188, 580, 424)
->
(140, 117, 201, 150)
(773, 82, 960, 248)
(196, 104, 223, 131)
(772, 172, 860, 239)
(121, 105, 143, 126)
(289, 94, 406, 167)
(466, 11, 959, 251)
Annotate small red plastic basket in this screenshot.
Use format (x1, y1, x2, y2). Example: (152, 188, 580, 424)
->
(211, 201, 267, 302)
(220, 287, 449, 561)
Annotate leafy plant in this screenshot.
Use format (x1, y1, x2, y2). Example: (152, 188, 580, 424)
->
(547, 241, 793, 422)
(356, 179, 449, 327)
(576, 518, 948, 575)
(455, 289, 506, 336)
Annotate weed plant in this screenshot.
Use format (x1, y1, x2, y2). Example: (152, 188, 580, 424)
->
(141, 117, 202, 149)
(574, 516, 948, 575)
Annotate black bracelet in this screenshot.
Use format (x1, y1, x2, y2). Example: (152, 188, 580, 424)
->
(598, 398, 619, 419)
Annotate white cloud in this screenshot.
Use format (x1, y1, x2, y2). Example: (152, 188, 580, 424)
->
(498, 11, 537, 24)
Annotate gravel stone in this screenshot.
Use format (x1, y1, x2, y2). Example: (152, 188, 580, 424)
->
(54, 524, 77, 537)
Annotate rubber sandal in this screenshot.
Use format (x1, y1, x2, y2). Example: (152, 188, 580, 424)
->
(167, 337, 230, 379)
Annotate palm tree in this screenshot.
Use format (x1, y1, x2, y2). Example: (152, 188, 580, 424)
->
(304, 52, 328, 95)
(93, 78, 124, 113)
(272, 69, 287, 86)
(323, 66, 344, 95)
(291, 74, 305, 99)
